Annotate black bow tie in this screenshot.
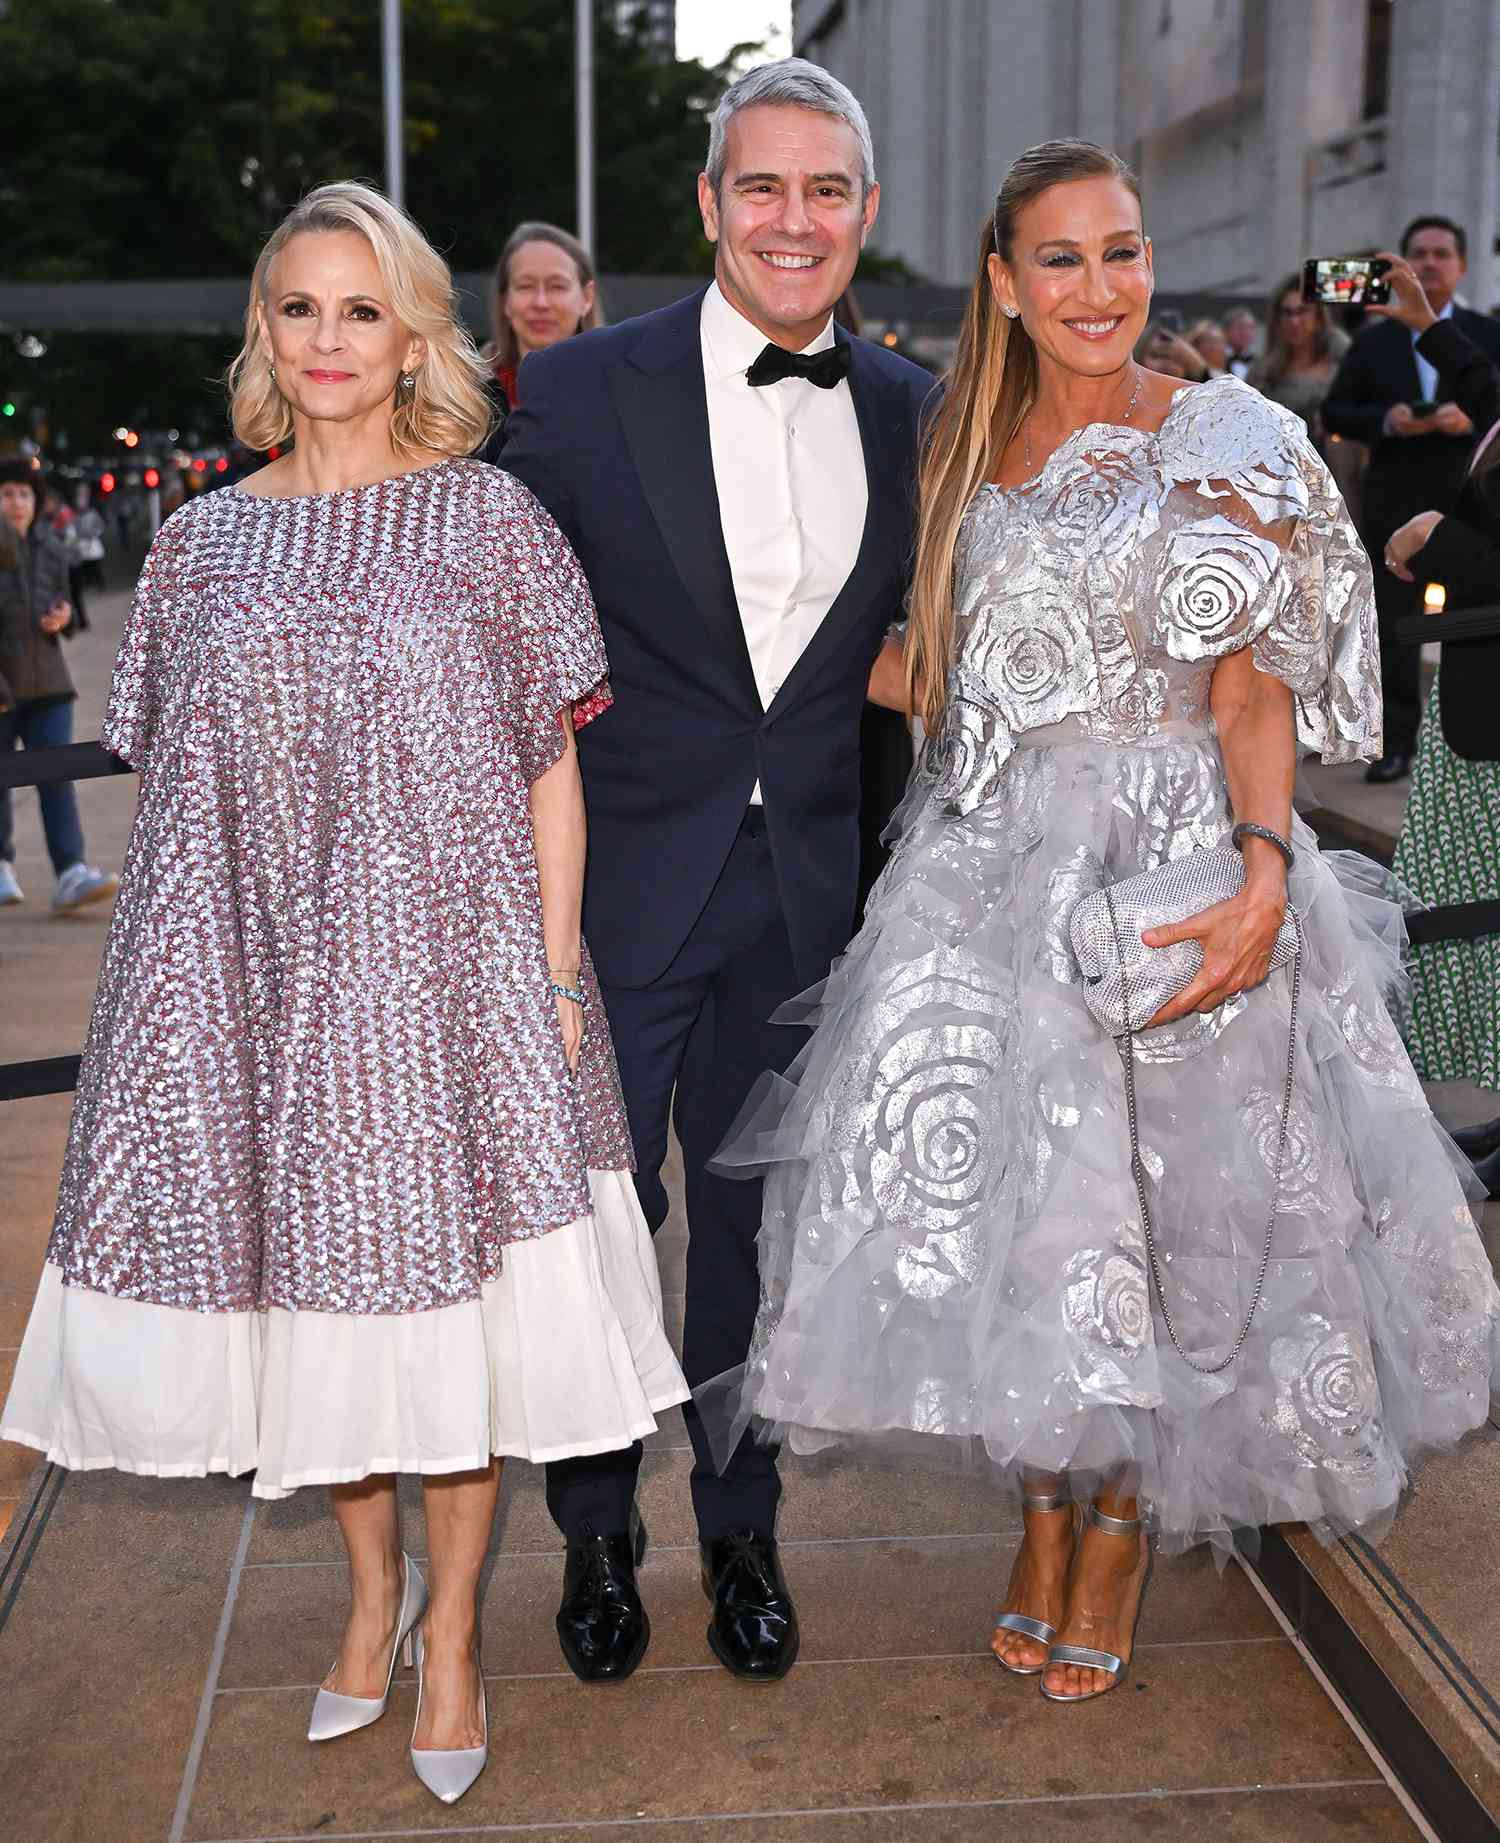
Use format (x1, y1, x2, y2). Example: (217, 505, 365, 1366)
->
(746, 341, 851, 390)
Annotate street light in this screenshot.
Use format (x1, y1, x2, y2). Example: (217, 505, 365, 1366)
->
(382, 0, 404, 208)
(576, 0, 594, 253)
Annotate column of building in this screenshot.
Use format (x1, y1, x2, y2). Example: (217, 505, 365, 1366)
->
(1387, 0, 1500, 308)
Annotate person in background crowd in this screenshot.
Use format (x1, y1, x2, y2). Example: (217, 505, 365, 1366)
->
(1133, 320, 1208, 381)
(1186, 318, 1230, 377)
(40, 481, 89, 632)
(0, 461, 117, 912)
(159, 463, 188, 519)
(1323, 214, 1500, 783)
(1248, 274, 1350, 449)
(0, 181, 685, 1809)
(69, 482, 107, 593)
(1224, 306, 1259, 378)
(477, 222, 602, 461)
(504, 57, 934, 1691)
(1371, 254, 1500, 1189)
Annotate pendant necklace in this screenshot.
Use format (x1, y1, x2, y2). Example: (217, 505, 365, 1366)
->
(1022, 364, 1144, 481)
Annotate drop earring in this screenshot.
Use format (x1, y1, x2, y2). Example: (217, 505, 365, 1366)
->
(268, 362, 278, 383)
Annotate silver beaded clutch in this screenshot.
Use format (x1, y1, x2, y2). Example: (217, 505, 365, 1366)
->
(1069, 846, 1299, 1037)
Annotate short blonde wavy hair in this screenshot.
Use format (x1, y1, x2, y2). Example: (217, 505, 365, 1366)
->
(229, 181, 494, 459)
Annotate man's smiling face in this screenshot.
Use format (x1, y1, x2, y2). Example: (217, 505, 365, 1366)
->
(698, 102, 878, 351)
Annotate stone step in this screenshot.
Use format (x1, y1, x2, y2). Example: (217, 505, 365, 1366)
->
(1247, 1177, 1500, 1842)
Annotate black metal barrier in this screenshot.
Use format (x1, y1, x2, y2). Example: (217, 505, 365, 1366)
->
(0, 741, 130, 791)
(1395, 602, 1500, 648)
(1, 729, 1497, 1103)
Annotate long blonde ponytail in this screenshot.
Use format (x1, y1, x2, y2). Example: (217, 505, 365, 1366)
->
(906, 141, 1141, 733)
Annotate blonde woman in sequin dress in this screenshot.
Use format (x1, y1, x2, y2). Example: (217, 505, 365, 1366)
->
(711, 142, 1499, 1705)
(1, 184, 686, 1805)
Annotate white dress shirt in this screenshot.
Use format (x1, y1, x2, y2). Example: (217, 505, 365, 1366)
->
(700, 281, 867, 801)
(1413, 300, 1454, 405)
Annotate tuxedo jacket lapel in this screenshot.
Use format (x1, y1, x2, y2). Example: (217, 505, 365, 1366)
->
(608, 293, 760, 710)
(768, 333, 912, 715)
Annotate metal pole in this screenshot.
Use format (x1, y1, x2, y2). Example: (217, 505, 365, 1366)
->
(575, 0, 595, 252)
(382, 0, 405, 208)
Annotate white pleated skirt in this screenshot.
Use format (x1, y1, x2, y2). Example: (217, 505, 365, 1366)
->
(1, 1170, 688, 1498)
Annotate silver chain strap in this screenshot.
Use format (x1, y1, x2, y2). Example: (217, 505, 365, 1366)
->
(1102, 886, 1303, 1376)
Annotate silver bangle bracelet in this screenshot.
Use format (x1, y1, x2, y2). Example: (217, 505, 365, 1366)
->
(550, 980, 586, 1007)
(1231, 821, 1295, 870)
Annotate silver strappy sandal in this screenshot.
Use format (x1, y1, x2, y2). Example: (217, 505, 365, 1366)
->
(992, 1483, 1075, 1677)
(1041, 1502, 1150, 1704)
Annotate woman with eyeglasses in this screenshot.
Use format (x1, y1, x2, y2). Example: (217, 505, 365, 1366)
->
(476, 223, 604, 460)
(1248, 276, 1350, 451)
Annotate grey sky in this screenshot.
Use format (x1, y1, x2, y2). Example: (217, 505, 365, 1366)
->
(676, 0, 791, 68)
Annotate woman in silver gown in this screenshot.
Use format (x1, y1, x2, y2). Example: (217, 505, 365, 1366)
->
(713, 142, 1499, 1704)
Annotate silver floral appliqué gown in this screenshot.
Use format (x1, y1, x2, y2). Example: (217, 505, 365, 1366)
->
(715, 378, 1499, 1549)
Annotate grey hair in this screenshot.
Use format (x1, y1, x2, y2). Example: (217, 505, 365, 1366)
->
(705, 57, 876, 200)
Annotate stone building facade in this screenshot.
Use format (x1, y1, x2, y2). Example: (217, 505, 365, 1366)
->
(793, 0, 1500, 309)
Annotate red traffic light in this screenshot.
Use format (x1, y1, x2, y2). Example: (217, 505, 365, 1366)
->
(99, 472, 116, 493)
(214, 457, 229, 473)
(144, 468, 161, 489)
(192, 458, 207, 472)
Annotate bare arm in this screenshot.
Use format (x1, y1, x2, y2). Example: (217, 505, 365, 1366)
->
(1142, 647, 1295, 1026)
(866, 634, 913, 714)
(529, 711, 586, 1071)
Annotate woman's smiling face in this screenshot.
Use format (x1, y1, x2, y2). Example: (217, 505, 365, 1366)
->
(259, 229, 423, 428)
(990, 175, 1154, 380)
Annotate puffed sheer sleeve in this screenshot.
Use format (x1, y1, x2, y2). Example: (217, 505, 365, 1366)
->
(101, 507, 188, 771)
(1154, 381, 1382, 763)
(495, 475, 612, 785)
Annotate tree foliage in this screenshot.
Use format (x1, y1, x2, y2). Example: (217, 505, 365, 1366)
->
(0, 0, 734, 281)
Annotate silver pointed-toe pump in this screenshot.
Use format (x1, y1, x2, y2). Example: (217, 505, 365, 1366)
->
(409, 1628, 489, 1806)
(307, 1552, 429, 1743)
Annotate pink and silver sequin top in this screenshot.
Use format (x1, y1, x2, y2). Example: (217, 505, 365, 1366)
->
(49, 457, 633, 1316)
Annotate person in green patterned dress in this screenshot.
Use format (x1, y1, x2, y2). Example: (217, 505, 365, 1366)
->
(1377, 254, 1500, 1188)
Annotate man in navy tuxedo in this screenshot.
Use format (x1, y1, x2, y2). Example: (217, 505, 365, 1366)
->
(1323, 215, 1500, 781)
(503, 58, 933, 1683)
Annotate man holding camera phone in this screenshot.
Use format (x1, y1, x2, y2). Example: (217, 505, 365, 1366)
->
(1322, 216, 1500, 782)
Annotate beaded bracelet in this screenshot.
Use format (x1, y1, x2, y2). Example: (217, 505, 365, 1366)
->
(1231, 821, 1296, 870)
(550, 979, 586, 1007)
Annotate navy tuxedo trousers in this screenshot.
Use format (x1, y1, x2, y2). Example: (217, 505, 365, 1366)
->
(544, 808, 802, 1542)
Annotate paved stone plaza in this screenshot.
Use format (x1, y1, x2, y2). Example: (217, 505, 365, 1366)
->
(0, 572, 1444, 1840)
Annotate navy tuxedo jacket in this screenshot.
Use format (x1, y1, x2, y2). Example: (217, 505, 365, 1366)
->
(1322, 307, 1500, 521)
(502, 289, 935, 991)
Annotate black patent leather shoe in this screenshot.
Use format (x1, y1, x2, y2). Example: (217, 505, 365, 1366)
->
(701, 1530, 800, 1681)
(556, 1509, 649, 1683)
(1452, 1116, 1500, 1162)
(1363, 750, 1412, 784)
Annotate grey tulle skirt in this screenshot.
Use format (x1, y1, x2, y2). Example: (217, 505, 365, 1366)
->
(706, 734, 1499, 1554)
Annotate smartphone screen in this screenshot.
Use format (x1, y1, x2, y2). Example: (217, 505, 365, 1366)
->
(1301, 257, 1392, 306)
